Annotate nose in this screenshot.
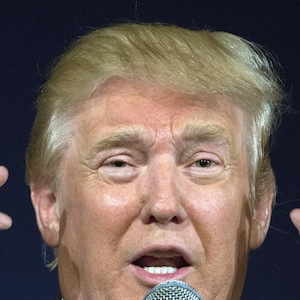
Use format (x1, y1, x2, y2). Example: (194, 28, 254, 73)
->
(139, 159, 187, 225)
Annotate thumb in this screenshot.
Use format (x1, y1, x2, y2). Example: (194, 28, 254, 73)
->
(0, 212, 12, 230)
(290, 208, 300, 235)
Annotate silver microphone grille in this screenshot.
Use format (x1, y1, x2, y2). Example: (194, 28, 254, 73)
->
(143, 280, 203, 300)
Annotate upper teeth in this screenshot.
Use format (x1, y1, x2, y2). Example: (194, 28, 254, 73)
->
(143, 266, 178, 274)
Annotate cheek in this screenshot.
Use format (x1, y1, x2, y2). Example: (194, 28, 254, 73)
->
(58, 182, 141, 284)
(60, 179, 140, 248)
(187, 184, 251, 244)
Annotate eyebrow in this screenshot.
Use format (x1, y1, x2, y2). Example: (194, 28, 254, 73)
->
(178, 121, 234, 152)
(85, 122, 235, 162)
(86, 127, 148, 162)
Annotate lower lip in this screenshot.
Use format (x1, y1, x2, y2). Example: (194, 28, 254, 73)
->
(130, 264, 191, 287)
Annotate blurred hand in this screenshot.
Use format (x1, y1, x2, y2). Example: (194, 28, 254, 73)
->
(0, 166, 12, 230)
(290, 208, 300, 235)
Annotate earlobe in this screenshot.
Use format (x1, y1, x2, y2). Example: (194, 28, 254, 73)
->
(249, 185, 274, 249)
(249, 206, 271, 249)
(250, 157, 276, 249)
(30, 184, 60, 248)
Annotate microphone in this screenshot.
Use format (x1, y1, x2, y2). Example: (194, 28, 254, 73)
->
(143, 280, 203, 300)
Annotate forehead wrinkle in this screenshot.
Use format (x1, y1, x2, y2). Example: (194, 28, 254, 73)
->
(85, 127, 152, 162)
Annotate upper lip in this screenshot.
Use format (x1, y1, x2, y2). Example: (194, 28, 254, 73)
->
(130, 244, 192, 269)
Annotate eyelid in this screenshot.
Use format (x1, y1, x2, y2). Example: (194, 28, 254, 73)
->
(97, 153, 140, 183)
(191, 156, 221, 168)
(87, 148, 134, 169)
(102, 155, 133, 167)
(183, 149, 223, 165)
(184, 151, 225, 178)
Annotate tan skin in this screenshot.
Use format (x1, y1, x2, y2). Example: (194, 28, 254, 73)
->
(32, 79, 275, 299)
(290, 209, 300, 234)
(0, 166, 12, 230)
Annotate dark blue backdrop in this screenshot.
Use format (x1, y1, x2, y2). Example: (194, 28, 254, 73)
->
(0, 1, 299, 299)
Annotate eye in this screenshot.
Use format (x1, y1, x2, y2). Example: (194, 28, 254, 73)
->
(185, 152, 224, 180)
(195, 159, 212, 168)
(98, 154, 140, 183)
(109, 160, 128, 168)
(102, 157, 132, 171)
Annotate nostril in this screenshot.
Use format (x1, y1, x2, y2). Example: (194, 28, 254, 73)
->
(140, 185, 187, 225)
(147, 215, 180, 224)
(142, 198, 183, 224)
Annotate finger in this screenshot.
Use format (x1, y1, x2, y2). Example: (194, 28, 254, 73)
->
(0, 212, 12, 230)
(290, 208, 300, 235)
(0, 166, 9, 187)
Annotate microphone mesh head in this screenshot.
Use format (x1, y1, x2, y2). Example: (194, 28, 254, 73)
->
(144, 280, 203, 300)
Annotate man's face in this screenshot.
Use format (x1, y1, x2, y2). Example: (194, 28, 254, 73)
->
(57, 80, 253, 299)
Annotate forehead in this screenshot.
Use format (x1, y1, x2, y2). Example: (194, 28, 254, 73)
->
(74, 79, 246, 146)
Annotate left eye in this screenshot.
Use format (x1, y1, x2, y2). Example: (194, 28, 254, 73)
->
(195, 159, 212, 168)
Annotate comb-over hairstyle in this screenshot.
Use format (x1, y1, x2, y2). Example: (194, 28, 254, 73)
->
(26, 23, 284, 204)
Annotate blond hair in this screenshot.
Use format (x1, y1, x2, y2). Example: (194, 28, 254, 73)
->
(26, 24, 284, 261)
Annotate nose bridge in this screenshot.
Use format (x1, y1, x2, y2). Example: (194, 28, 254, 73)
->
(141, 155, 185, 224)
(152, 158, 178, 201)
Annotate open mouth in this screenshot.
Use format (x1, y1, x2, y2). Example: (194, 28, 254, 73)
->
(132, 254, 189, 275)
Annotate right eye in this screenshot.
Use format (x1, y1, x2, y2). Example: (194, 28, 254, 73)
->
(99, 155, 139, 183)
(109, 160, 128, 168)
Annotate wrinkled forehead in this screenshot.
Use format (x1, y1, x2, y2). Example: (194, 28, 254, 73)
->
(74, 78, 249, 140)
(72, 78, 248, 155)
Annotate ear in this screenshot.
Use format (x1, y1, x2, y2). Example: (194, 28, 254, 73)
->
(30, 183, 60, 247)
(249, 174, 275, 249)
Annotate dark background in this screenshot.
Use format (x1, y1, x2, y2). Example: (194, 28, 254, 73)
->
(0, 1, 299, 299)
